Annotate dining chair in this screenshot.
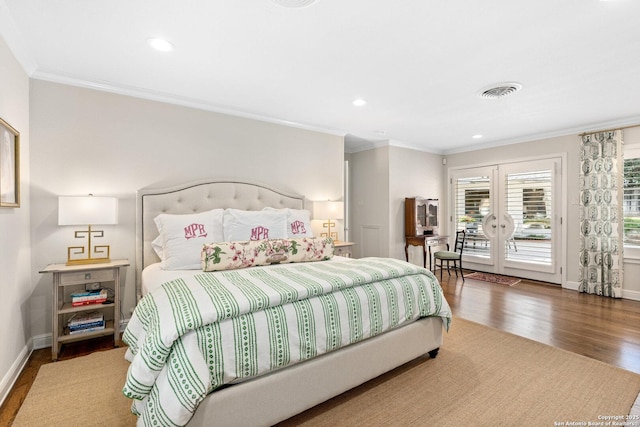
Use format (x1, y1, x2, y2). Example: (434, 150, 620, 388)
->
(433, 230, 466, 281)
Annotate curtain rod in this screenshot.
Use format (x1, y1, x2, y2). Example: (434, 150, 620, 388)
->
(579, 124, 639, 137)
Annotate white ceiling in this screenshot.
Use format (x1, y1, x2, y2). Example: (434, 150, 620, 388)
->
(2, 0, 640, 154)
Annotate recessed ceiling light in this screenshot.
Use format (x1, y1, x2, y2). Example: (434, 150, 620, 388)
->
(147, 37, 175, 52)
(472, 134, 483, 139)
(352, 98, 367, 107)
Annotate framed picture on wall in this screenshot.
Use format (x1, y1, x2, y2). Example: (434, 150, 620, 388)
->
(0, 117, 20, 208)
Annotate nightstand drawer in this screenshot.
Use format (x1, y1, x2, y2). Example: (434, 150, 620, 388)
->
(334, 246, 351, 256)
(334, 242, 355, 258)
(59, 269, 115, 286)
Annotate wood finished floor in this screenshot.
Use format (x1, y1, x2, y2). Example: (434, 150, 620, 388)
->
(1, 271, 640, 426)
(440, 271, 640, 375)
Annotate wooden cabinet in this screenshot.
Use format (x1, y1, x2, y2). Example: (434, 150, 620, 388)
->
(405, 198, 446, 270)
(40, 259, 129, 360)
(405, 197, 439, 236)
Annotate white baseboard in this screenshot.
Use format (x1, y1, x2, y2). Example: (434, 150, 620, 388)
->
(0, 339, 32, 408)
(564, 280, 640, 301)
(623, 289, 640, 301)
(33, 332, 52, 350)
(564, 280, 580, 291)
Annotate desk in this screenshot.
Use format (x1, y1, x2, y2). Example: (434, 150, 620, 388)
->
(405, 235, 449, 271)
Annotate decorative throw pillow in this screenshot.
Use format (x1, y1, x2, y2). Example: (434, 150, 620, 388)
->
(201, 237, 334, 271)
(222, 209, 288, 241)
(263, 207, 313, 238)
(154, 209, 224, 270)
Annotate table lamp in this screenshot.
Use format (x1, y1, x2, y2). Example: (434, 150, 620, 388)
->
(58, 195, 118, 265)
(313, 201, 344, 241)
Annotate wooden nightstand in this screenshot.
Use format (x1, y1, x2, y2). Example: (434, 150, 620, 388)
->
(40, 259, 129, 360)
(334, 241, 356, 258)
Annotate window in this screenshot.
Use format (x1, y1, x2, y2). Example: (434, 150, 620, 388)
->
(522, 188, 547, 220)
(623, 146, 640, 247)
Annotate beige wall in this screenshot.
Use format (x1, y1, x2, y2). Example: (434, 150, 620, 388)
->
(348, 145, 444, 264)
(389, 146, 444, 265)
(0, 36, 30, 403)
(29, 80, 345, 342)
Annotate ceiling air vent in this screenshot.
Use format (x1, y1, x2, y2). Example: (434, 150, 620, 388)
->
(271, 0, 316, 7)
(478, 82, 522, 99)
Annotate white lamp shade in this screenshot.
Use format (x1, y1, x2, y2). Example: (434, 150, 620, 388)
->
(58, 196, 118, 226)
(313, 201, 344, 220)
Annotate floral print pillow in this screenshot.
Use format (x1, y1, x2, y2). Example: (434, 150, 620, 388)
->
(201, 237, 334, 271)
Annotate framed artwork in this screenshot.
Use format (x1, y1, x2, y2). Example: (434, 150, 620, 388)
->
(0, 117, 20, 207)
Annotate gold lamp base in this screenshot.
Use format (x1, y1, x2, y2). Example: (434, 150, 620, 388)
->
(66, 257, 111, 266)
(321, 220, 339, 242)
(65, 225, 112, 265)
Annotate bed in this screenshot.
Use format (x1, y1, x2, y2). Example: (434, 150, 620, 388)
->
(124, 178, 451, 426)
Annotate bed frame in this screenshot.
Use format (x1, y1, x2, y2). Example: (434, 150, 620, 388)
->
(136, 178, 444, 426)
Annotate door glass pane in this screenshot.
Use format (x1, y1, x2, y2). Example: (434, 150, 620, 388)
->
(504, 169, 552, 264)
(455, 175, 491, 257)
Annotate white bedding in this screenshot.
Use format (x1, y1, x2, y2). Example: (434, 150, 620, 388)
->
(141, 255, 352, 295)
(125, 257, 451, 426)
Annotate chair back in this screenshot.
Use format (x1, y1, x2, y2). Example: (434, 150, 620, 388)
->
(454, 230, 466, 254)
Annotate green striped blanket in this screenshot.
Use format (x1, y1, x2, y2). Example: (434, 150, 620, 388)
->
(122, 257, 452, 426)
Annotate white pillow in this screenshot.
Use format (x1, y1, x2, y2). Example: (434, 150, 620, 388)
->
(223, 209, 288, 241)
(151, 235, 164, 259)
(154, 209, 224, 270)
(263, 207, 313, 238)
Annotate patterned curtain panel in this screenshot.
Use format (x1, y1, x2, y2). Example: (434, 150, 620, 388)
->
(579, 130, 624, 298)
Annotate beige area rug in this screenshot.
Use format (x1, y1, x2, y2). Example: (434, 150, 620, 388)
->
(280, 318, 640, 426)
(14, 320, 640, 427)
(467, 271, 522, 286)
(12, 347, 136, 427)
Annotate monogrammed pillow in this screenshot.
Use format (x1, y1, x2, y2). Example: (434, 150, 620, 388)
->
(263, 207, 313, 238)
(222, 209, 288, 241)
(154, 209, 224, 270)
(201, 237, 334, 271)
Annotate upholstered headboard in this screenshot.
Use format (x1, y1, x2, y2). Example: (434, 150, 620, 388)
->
(136, 178, 307, 301)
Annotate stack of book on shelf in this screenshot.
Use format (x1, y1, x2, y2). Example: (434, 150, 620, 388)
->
(67, 311, 105, 335)
(70, 289, 108, 306)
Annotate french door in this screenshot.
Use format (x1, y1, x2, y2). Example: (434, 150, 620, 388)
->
(450, 157, 563, 284)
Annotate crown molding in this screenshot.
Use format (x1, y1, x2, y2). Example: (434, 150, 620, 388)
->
(30, 68, 348, 139)
(443, 116, 640, 155)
